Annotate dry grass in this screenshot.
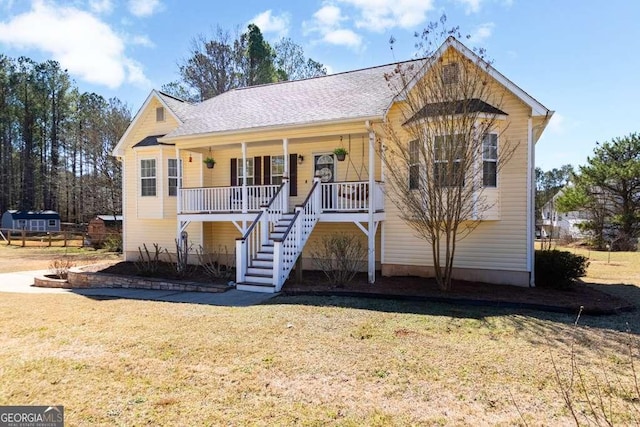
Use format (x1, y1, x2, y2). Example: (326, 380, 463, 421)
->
(0, 244, 120, 273)
(0, 294, 638, 425)
(0, 245, 638, 425)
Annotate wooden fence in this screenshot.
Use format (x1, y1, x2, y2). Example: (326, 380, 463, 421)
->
(0, 229, 86, 247)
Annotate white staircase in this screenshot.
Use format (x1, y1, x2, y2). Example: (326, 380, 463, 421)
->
(236, 213, 295, 293)
(236, 178, 322, 293)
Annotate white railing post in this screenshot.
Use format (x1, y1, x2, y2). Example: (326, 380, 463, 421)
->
(273, 240, 282, 288)
(295, 206, 303, 249)
(282, 177, 290, 213)
(313, 177, 321, 213)
(236, 239, 246, 283)
(260, 205, 269, 245)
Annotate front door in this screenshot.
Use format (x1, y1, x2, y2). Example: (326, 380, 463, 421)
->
(314, 154, 335, 210)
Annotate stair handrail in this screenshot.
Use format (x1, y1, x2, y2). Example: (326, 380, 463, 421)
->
(236, 181, 287, 283)
(272, 177, 322, 290)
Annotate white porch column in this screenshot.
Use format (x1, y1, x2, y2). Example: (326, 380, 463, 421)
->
(241, 142, 248, 214)
(367, 126, 376, 284)
(283, 138, 289, 212)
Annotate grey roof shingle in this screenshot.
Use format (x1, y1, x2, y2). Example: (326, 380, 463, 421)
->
(164, 61, 423, 139)
(407, 99, 508, 123)
(132, 134, 172, 148)
(157, 92, 196, 122)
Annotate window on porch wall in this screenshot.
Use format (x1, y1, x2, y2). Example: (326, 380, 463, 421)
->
(271, 155, 284, 185)
(238, 158, 254, 185)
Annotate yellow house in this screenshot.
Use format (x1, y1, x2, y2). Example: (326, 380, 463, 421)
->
(112, 37, 552, 293)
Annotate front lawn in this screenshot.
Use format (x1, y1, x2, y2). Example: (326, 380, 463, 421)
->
(0, 292, 638, 425)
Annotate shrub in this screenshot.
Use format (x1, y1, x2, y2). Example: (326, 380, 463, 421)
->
(135, 243, 163, 275)
(535, 249, 589, 289)
(310, 233, 367, 286)
(49, 258, 75, 280)
(196, 245, 235, 280)
(102, 234, 122, 252)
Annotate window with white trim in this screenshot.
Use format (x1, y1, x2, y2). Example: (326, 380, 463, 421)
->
(434, 134, 464, 187)
(140, 159, 156, 196)
(48, 219, 56, 227)
(408, 140, 420, 190)
(482, 133, 498, 187)
(237, 158, 254, 185)
(168, 158, 178, 196)
(271, 155, 284, 185)
(31, 220, 45, 231)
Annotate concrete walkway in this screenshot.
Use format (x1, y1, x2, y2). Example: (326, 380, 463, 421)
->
(0, 270, 277, 307)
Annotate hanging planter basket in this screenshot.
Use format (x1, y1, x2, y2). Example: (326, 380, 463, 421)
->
(333, 149, 348, 162)
(204, 158, 216, 169)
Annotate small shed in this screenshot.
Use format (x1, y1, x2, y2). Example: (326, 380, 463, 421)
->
(1, 210, 61, 232)
(87, 214, 122, 244)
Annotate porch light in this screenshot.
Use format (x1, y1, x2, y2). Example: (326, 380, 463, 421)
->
(188, 154, 192, 163)
(297, 154, 304, 165)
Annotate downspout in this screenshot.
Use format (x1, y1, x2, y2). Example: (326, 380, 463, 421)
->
(527, 117, 534, 287)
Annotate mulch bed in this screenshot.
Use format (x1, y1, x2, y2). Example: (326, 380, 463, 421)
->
(282, 271, 635, 315)
(96, 263, 634, 315)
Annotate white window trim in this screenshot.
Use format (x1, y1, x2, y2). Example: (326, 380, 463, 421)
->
(408, 140, 420, 190)
(140, 158, 157, 197)
(168, 158, 178, 197)
(482, 133, 498, 188)
(238, 158, 254, 186)
(271, 155, 285, 185)
(434, 134, 464, 187)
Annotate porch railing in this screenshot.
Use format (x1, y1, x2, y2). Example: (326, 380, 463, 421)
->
(235, 181, 287, 283)
(272, 178, 322, 291)
(179, 185, 279, 214)
(320, 181, 385, 212)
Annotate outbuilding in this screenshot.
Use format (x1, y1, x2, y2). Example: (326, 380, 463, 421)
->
(1, 210, 61, 232)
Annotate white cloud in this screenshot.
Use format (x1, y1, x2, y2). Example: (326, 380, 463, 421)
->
(0, 0, 150, 89)
(468, 22, 494, 43)
(548, 113, 565, 134)
(127, 0, 162, 17)
(323, 29, 362, 48)
(89, 0, 113, 14)
(249, 10, 290, 39)
(337, 0, 435, 32)
(314, 4, 344, 27)
(454, 0, 482, 14)
(131, 34, 154, 47)
(304, 4, 363, 50)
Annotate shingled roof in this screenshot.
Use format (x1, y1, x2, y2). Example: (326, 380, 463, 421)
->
(156, 92, 195, 122)
(163, 60, 422, 139)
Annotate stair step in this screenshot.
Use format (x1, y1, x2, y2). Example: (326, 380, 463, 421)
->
(243, 274, 273, 284)
(251, 259, 273, 268)
(255, 253, 274, 262)
(259, 246, 274, 254)
(270, 232, 285, 239)
(247, 266, 272, 276)
(236, 282, 277, 293)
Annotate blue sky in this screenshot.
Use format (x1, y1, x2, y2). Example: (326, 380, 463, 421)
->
(0, 0, 638, 171)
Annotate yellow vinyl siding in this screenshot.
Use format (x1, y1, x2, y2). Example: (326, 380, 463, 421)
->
(382, 80, 531, 273)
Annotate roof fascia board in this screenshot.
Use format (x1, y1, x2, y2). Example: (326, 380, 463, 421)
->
(160, 115, 382, 146)
(112, 90, 183, 157)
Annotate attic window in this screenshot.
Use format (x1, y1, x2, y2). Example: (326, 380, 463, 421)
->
(442, 63, 459, 85)
(156, 107, 165, 122)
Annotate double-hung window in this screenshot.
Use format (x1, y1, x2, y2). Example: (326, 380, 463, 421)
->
(408, 140, 420, 190)
(168, 159, 178, 196)
(237, 158, 254, 185)
(482, 134, 498, 187)
(140, 159, 156, 196)
(434, 134, 463, 187)
(271, 155, 284, 185)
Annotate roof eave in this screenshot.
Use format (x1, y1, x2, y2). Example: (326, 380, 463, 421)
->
(159, 115, 384, 145)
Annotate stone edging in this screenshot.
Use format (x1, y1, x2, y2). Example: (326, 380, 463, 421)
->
(33, 264, 230, 293)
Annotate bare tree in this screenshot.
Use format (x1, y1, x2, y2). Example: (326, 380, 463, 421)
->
(380, 28, 516, 290)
